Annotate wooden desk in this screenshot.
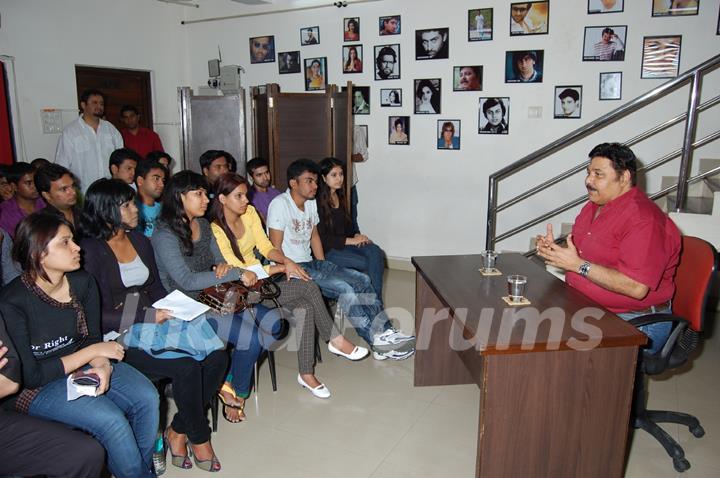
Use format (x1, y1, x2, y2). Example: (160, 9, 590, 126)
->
(412, 253, 647, 478)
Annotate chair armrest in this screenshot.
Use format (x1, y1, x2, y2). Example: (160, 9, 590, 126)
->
(627, 313, 688, 329)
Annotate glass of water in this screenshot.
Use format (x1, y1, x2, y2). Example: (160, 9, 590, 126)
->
(507, 275, 528, 302)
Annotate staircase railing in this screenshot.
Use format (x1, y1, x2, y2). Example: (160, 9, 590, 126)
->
(486, 54, 720, 251)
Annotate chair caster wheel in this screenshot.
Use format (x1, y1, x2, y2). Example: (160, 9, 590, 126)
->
(673, 457, 690, 472)
(690, 425, 705, 438)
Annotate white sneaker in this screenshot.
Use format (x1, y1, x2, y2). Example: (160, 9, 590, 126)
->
(372, 348, 415, 361)
(373, 329, 416, 347)
(297, 374, 331, 399)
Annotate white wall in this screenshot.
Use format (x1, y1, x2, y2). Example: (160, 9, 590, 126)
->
(2, 0, 720, 259)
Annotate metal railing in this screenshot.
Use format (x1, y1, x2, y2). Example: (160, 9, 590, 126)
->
(486, 54, 720, 251)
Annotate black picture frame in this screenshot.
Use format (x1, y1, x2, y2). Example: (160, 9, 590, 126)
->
(437, 119, 461, 150)
(505, 50, 544, 83)
(304, 57, 327, 91)
(388, 116, 410, 145)
(414, 79, 442, 114)
(352, 86, 370, 115)
(582, 25, 627, 61)
(342, 45, 363, 74)
(510, 1, 549, 36)
(249, 35, 276, 64)
(380, 88, 402, 107)
(468, 8, 493, 41)
(554, 85, 583, 119)
(453, 66, 483, 91)
(478, 97, 510, 134)
(599, 71, 622, 100)
(278, 51, 301, 74)
(587, 0, 624, 14)
(379, 15, 401, 35)
(300, 26, 320, 46)
(344, 17, 360, 42)
(415, 28, 450, 60)
(641, 35, 682, 79)
(652, 0, 699, 17)
(374, 44, 401, 80)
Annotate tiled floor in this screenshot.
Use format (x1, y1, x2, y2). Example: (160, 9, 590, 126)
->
(162, 270, 720, 478)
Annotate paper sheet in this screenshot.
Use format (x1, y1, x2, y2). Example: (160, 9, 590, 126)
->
(152, 290, 210, 321)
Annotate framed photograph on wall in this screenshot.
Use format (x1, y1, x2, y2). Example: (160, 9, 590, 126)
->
(379, 15, 401, 35)
(510, 1, 549, 36)
(582, 26, 627, 61)
(352, 86, 370, 115)
(278, 51, 301, 74)
(468, 8, 493, 41)
(342, 45, 363, 73)
(437, 120, 461, 150)
(344, 17, 360, 42)
(300, 26, 320, 46)
(641, 35, 682, 79)
(374, 44, 400, 80)
(478, 97, 509, 134)
(652, 0, 699, 17)
(505, 50, 544, 83)
(453, 66, 483, 91)
(388, 116, 410, 145)
(249, 35, 275, 64)
(414, 79, 441, 114)
(304, 57, 327, 91)
(415, 28, 449, 60)
(599, 71, 622, 100)
(554, 86, 583, 119)
(588, 0, 624, 14)
(380, 88, 402, 107)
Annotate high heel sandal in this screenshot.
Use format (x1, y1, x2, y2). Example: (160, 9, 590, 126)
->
(217, 382, 246, 423)
(163, 428, 193, 469)
(192, 443, 222, 472)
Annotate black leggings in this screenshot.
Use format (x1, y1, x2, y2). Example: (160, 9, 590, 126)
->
(124, 347, 228, 444)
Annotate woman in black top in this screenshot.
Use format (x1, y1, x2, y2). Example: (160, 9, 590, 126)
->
(317, 157, 386, 300)
(0, 212, 159, 478)
(80, 178, 227, 472)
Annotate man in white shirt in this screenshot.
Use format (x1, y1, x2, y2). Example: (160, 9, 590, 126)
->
(55, 89, 123, 192)
(267, 159, 415, 360)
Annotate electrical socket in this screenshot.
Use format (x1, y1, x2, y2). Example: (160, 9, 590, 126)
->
(41, 110, 63, 134)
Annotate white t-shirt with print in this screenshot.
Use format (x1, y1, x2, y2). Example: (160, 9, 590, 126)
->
(266, 190, 319, 263)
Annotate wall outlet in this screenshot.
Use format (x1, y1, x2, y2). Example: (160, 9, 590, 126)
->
(528, 106, 543, 119)
(41, 110, 63, 134)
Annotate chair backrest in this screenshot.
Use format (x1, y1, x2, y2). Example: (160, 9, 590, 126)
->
(672, 236, 718, 333)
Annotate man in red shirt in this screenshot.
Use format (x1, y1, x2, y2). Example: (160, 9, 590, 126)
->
(536, 143, 681, 353)
(119, 105, 164, 158)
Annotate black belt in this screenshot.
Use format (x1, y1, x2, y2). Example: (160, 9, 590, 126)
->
(633, 300, 672, 315)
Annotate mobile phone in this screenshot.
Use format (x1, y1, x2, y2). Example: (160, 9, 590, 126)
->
(72, 371, 100, 387)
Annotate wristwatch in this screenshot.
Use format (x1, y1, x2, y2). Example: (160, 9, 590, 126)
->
(578, 261, 591, 277)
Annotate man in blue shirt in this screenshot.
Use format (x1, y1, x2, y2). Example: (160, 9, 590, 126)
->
(134, 160, 167, 237)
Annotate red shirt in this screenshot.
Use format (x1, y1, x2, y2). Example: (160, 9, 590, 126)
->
(567, 187, 681, 313)
(121, 127, 164, 159)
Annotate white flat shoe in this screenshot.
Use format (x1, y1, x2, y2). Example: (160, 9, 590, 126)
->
(327, 342, 369, 361)
(297, 374, 331, 399)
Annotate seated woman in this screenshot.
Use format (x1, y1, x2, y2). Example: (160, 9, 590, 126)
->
(151, 171, 265, 424)
(79, 178, 227, 472)
(0, 212, 159, 478)
(317, 157, 386, 300)
(211, 173, 368, 399)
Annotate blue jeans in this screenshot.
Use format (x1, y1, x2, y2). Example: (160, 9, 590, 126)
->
(209, 306, 280, 398)
(28, 361, 159, 478)
(325, 243, 385, 302)
(617, 305, 672, 354)
(301, 259, 390, 346)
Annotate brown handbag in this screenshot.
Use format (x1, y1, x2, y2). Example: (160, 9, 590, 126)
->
(198, 278, 280, 315)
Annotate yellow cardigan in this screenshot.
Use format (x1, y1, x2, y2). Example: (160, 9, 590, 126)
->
(210, 205, 275, 274)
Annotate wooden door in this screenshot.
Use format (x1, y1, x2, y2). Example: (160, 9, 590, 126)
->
(75, 66, 152, 132)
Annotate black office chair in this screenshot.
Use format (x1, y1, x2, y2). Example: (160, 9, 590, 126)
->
(629, 236, 718, 472)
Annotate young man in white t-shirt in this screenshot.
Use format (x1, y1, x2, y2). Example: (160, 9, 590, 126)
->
(267, 159, 414, 360)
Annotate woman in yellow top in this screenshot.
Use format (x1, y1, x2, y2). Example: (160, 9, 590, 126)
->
(210, 173, 368, 401)
(307, 59, 325, 89)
